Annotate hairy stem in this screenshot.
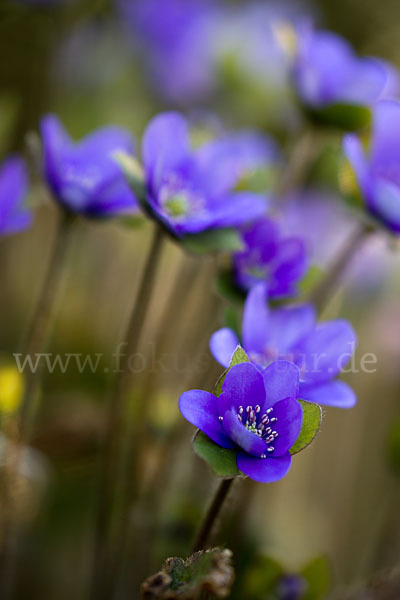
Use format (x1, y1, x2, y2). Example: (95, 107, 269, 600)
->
(193, 478, 234, 553)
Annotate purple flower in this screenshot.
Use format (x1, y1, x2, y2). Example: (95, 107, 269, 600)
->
(118, 0, 218, 104)
(0, 157, 32, 236)
(210, 285, 357, 408)
(344, 100, 400, 234)
(142, 112, 270, 237)
(292, 23, 388, 108)
(180, 361, 303, 483)
(234, 217, 307, 297)
(40, 114, 138, 218)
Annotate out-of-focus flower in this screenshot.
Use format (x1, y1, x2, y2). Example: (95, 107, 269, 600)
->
(279, 191, 354, 266)
(118, 0, 310, 112)
(0, 156, 32, 236)
(40, 114, 138, 218)
(141, 112, 270, 237)
(118, 0, 218, 104)
(344, 100, 400, 234)
(292, 23, 390, 108)
(234, 217, 307, 297)
(0, 365, 24, 415)
(210, 284, 357, 408)
(180, 361, 303, 483)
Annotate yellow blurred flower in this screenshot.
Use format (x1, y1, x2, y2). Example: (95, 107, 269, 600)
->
(0, 365, 24, 415)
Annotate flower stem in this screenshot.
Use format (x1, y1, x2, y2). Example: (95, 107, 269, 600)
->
(90, 224, 165, 600)
(0, 207, 75, 599)
(307, 221, 372, 312)
(18, 209, 76, 445)
(192, 478, 234, 553)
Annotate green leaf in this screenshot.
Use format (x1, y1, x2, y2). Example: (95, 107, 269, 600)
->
(182, 228, 244, 255)
(387, 418, 400, 479)
(301, 556, 331, 600)
(290, 400, 322, 455)
(114, 151, 147, 205)
(192, 347, 249, 478)
(306, 103, 371, 132)
(242, 556, 284, 600)
(141, 548, 234, 599)
(298, 265, 324, 297)
(216, 269, 246, 304)
(214, 345, 250, 397)
(193, 431, 240, 478)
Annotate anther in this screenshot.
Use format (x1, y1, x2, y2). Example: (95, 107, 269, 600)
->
(218, 416, 223, 422)
(267, 446, 274, 452)
(255, 405, 261, 413)
(266, 408, 274, 414)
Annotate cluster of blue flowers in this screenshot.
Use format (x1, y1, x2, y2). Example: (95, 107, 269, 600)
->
(1, 13, 400, 485)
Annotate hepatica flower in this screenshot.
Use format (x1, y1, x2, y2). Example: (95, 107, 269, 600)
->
(234, 217, 307, 297)
(211, 285, 357, 408)
(292, 23, 388, 108)
(141, 112, 270, 237)
(41, 114, 138, 217)
(344, 100, 400, 233)
(0, 156, 32, 236)
(180, 362, 303, 483)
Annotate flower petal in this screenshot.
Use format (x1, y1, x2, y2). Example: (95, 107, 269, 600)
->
(222, 409, 266, 456)
(179, 390, 235, 448)
(242, 283, 270, 354)
(209, 192, 268, 229)
(193, 132, 279, 197)
(295, 319, 357, 385)
(237, 451, 292, 483)
(267, 304, 316, 355)
(300, 380, 356, 408)
(368, 177, 400, 233)
(262, 361, 300, 406)
(268, 398, 303, 455)
(40, 114, 71, 196)
(371, 100, 400, 167)
(219, 362, 266, 415)
(209, 328, 240, 369)
(142, 112, 190, 189)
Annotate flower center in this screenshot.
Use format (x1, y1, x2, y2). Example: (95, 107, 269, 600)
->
(158, 174, 205, 222)
(164, 193, 189, 217)
(237, 404, 278, 457)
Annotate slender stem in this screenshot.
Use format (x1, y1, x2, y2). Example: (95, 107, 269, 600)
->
(17, 209, 76, 445)
(307, 222, 372, 312)
(90, 224, 164, 600)
(0, 207, 75, 599)
(192, 479, 234, 553)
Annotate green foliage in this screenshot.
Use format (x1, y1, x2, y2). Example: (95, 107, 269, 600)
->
(193, 431, 240, 478)
(241, 555, 284, 600)
(141, 548, 234, 599)
(290, 400, 322, 454)
(290, 400, 322, 455)
(301, 555, 331, 600)
(387, 418, 400, 478)
(216, 269, 246, 304)
(182, 228, 244, 254)
(306, 102, 371, 131)
(193, 346, 250, 477)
